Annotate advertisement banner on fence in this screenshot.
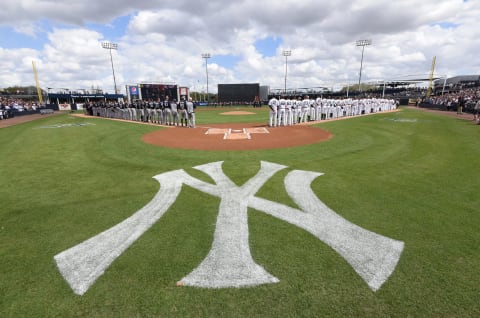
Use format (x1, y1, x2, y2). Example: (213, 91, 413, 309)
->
(59, 103, 71, 111)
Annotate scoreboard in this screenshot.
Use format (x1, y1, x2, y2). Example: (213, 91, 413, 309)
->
(139, 83, 178, 101)
(218, 83, 260, 102)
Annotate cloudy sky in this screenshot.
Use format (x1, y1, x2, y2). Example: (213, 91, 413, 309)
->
(0, 0, 479, 94)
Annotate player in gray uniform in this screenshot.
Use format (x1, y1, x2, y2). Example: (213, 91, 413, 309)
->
(170, 98, 179, 126)
(156, 99, 164, 124)
(135, 102, 142, 122)
(152, 100, 159, 124)
(127, 102, 133, 120)
(146, 101, 154, 123)
(186, 97, 196, 128)
(140, 102, 146, 122)
(163, 96, 171, 125)
(178, 97, 188, 127)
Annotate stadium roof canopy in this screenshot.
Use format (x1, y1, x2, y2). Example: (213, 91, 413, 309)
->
(433, 75, 480, 86)
(378, 77, 442, 87)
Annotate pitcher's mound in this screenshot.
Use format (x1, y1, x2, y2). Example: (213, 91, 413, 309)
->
(142, 123, 332, 151)
(220, 111, 256, 115)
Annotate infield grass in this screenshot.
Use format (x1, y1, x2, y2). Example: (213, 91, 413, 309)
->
(0, 107, 479, 317)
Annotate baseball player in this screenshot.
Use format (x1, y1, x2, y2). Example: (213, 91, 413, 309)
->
(147, 101, 154, 123)
(142, 102, 148, 122)
(278, 97, 286, 126)
(156, 99, 164, 124)
(178, 97, 188, 127)
(268, 96, 278, 127)
(315, 97, 322, 121)
(292, 98, 300, 124)
(163, 96, 171, 125)
(296, 97, 303, 124)
(135, 102, 142, 122)
(285, 98, 293, 125)
(186, 97, 196, 128)
(300, 96, 310, 123)
(170, 98, 179, 126)
(309, 98, 316, 121)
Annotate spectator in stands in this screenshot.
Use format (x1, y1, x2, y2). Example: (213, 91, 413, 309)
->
(474, 99, 480, 124)
(457, 94, 465, 114)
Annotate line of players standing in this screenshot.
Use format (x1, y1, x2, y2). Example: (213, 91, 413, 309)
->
(88, 96, 196, 128)
(268, 95, 397, 127)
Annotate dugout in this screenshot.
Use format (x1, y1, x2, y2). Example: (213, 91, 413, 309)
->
(46, 91, 124, 110)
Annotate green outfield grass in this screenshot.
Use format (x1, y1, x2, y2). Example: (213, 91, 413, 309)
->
(0, 107, 479, 317)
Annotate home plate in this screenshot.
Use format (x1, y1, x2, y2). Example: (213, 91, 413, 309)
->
(228, 129, 250, 140)
(205, 127, 270, 140)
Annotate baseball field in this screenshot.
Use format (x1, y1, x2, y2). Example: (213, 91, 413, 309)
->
(0, 106, 478, 317)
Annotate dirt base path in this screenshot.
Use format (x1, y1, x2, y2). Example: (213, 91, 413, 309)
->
(142, 123, 333, 151)
(0, 112, 61, 129)
(11, 108, 469, 151)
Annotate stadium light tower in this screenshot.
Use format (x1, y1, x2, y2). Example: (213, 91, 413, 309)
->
(282, 50, 292, 94)
(101, 41, 118, 94)
(356, 39, 371, 93)
(201, 53, 211, 103)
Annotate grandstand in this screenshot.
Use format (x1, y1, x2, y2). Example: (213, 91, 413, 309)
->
(433, 75, 480, 94)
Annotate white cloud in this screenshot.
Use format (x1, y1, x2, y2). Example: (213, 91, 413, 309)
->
(0, 0, 479, 93)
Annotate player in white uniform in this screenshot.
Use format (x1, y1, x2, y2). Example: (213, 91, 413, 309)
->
(278, 97, 287, 126)
(186, 97, 196, 128)
(292, 98, 299, 124)
(329, 100, 336, 119)
(300, 96, 310, 123)
(309, 98, 316, 121)
(268, 96, 279, 127)
(335, 102, 342, 119)
(285, 98, 293, 125)
(295, 97, 302, 123)
(315, 97, 322, 121)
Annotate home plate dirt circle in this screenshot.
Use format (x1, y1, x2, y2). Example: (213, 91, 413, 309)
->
(142, 123, 333, 151)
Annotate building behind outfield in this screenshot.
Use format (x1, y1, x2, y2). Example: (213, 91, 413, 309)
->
(218, 83, 261, 103)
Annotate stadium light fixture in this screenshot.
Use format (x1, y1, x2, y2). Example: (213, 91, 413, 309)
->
(201, 53, 211, 103)
(282, 50, 292, 94)
(356, 39, 371, 93)
(102, 41, 118, 94)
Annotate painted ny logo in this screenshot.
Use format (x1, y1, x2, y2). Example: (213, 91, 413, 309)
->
(54, 161, 404, 295)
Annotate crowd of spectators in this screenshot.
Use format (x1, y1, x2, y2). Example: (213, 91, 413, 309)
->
(0, 97, 43, 119)
(425, 87, 480, 113)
